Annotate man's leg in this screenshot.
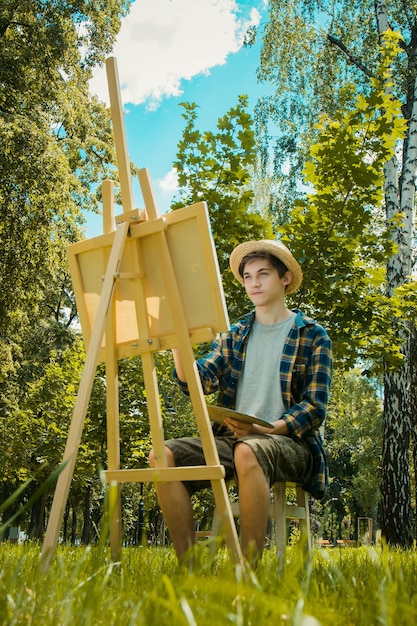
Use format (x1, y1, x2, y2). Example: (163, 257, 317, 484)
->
(149, 446, 195, 562)
(233, 441, 270, 563)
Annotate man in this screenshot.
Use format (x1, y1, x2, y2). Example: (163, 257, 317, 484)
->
(149, 239, 332, 564)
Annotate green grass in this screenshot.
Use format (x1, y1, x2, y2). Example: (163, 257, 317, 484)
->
(0, 542, 416, 625)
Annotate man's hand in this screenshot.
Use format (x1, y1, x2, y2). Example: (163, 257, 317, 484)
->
(224, 416, 289, 438)
(224, 417, 255, 438)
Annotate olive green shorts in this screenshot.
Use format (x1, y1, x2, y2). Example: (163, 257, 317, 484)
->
(165, 433, 312, 495)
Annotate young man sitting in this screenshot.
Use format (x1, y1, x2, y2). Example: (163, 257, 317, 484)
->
(149, 239, 332, 564)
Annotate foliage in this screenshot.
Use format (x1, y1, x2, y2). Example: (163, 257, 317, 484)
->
(0, 0, 129, 329)
(172, 97, 273, 319)
(0, 339, 86, 537)
(325, 370, 383, 521)
(256, 0, 416, 179)
(277, 33, 408, 371)
(0, 0, 129, 403)
(1, 543, 417, 624)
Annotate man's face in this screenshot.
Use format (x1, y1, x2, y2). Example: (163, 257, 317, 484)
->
(242, 257, 291, 307)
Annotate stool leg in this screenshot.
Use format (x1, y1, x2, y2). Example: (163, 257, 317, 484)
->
(273, 482, 286, 558)
(296, 485, 311, 554)
(212, 485, 311, 560)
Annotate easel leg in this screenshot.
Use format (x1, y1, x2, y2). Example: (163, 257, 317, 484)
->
(102, 178, 122, 560)
(211, 480, 242, 564)
(106, 338, 122, 561)
(40, 222, 129, 573)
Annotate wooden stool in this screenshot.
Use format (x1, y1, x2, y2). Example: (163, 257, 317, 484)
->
(212, 482, 311, 557)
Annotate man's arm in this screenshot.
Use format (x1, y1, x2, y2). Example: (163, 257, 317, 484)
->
(171, 348, 186, 383)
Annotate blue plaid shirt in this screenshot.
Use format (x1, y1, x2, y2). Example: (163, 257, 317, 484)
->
(174, 309, 332, 499)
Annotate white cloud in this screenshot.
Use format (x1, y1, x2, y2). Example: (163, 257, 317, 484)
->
(158, 167, 179, 193)
(89, 0, 261, 108)
(152, 168, 180, 213)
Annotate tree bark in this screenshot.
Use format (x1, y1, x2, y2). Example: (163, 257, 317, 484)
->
(381, 360, 414, 546)
(375, 0, 417, 547)
(62, 501, 70, 542)
(81, 485, 92, 544)
(28, 491, 46, 539)
(410, 323, 417, 540)
(71, 508, 77, 544)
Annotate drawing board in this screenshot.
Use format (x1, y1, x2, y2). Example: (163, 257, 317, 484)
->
(207, 405, 274, 429)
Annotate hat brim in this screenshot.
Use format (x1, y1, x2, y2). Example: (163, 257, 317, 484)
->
(229, 240, 303, 295)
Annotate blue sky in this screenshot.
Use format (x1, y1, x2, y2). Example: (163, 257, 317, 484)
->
(87, 0, 270, 237)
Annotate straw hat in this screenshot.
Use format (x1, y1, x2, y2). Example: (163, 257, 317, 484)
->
(229, 239, 303, 295)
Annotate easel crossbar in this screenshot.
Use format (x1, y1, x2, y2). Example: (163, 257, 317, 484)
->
(102, 465, 225, 484)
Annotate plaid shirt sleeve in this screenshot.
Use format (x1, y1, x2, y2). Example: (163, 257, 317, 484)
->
(281, 321, 332, 435)
(173, 332, 232, 396)
(173, 314, 251, 401)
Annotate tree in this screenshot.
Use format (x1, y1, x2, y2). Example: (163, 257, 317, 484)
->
(255, 0, 417, 547)
(0, 0, 130, 537)
(0, 0, 129, 359)
(0, 0, 129, 333)
(172, 97, 273, 319)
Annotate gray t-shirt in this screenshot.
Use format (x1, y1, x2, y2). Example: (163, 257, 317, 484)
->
(235, 314, 295, 423)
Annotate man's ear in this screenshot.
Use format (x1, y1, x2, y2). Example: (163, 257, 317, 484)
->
(283, 271, 292, 287)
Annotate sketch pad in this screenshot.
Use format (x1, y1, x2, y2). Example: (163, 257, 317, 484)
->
(207, 405, 274, 429)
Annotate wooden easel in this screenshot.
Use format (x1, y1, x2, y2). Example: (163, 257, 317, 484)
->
(40, 57, 241, 572)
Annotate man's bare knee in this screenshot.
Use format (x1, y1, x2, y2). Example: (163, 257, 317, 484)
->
(149, 446, 176, 467)
(234, 442, 260, 474)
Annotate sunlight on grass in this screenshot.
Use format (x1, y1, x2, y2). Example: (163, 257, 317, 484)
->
(0, 542, 416, 625)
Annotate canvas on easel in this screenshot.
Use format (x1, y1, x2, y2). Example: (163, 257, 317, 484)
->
(40, 57, 242, 572)
(67, 201, 230, 361)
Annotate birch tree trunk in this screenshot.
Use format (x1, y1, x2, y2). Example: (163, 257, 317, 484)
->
(410, 323, 417, 541)
(376, 0, 417, 546)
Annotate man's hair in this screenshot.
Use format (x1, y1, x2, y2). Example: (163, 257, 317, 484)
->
(238, 251, 289, 279)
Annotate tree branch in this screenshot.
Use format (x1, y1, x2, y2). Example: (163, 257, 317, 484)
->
(327, 34, 376, 80)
